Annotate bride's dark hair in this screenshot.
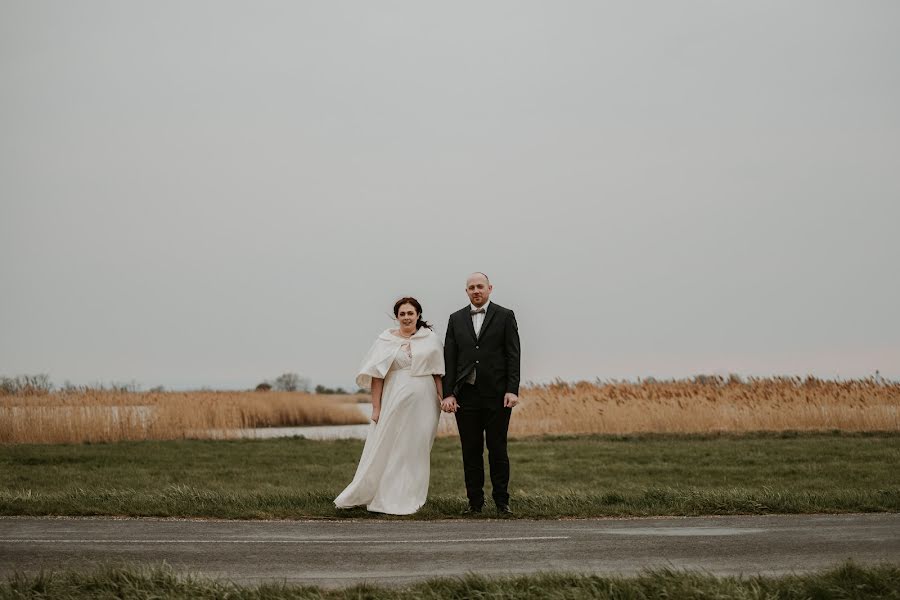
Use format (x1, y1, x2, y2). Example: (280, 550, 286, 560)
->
(393, 297, 432, 331)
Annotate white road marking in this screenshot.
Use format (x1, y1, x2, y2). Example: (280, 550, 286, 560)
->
(0, 536, 569, 544)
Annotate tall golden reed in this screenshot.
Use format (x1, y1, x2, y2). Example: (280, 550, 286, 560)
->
(436, 376, 900, 437)
(4, 377, 898, 444)
(0, 391, 367, 444)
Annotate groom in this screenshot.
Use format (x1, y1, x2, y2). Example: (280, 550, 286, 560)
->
(441, 272, 521, 515)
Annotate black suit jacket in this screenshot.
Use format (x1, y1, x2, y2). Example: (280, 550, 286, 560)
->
(443, 302, 520, 402)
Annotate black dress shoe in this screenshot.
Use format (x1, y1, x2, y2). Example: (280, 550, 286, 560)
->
(461, 505, 483, 515)
(496, 504, 513, 515)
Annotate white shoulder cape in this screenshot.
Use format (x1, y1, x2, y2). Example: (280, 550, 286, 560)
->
(356, 327, 445, 389)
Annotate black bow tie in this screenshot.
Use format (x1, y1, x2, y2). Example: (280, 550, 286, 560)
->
(470, 308, 486, 315)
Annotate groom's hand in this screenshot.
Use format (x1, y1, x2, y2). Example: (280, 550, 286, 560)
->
(441, 396, 458, 413)
(503, 393, 519, 408)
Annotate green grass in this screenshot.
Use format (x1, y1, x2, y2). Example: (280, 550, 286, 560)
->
(1, 432, 899, 519)
(3, 562, 899, 599)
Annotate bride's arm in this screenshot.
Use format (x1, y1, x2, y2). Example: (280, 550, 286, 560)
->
(433, 375, 443, 402)
(370, 378, 384, 423)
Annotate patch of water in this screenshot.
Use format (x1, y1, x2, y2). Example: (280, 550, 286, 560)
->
(236, 424, 372, 440)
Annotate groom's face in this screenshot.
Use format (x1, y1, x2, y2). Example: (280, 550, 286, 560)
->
(466, 275, 492, 307)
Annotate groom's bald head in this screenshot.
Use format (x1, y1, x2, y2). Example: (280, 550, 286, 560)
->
(468, 272, 490, 285)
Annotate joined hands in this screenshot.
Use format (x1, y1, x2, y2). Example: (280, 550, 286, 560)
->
(440, 394, 520, 411)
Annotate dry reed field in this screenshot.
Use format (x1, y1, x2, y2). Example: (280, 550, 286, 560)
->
(4, 377, 898, 444)
(0, 390, 368, 444)
(436, 376, 899, 438)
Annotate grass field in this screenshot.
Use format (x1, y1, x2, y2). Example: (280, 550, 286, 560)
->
(2, 432, 898, 519)
(2, 562, 898, 599)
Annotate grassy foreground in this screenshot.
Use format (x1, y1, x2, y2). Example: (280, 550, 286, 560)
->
(2, 562, 899, 599)
(2, 432, 899, 519)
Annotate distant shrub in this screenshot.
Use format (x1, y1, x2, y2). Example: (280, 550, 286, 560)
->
(0, 374, 53, 396)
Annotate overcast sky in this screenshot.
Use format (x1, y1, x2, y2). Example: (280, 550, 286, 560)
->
(2, 1, 898, 390)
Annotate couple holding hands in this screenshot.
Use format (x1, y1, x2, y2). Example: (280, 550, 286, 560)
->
(334, 272, 521, 516)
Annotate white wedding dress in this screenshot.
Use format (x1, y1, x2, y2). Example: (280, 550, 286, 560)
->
(334, 332, 441, 515)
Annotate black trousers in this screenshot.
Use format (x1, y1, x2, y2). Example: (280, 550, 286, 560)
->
(454, 384, 512, 507)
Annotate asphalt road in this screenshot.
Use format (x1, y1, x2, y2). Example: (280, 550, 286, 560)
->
(1, 514, 898, 587)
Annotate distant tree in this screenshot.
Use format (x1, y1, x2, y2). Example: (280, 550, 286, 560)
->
(314, 384, 348, 395)
(255, 382, 272, 392)
(273, 372, 310, 392)
(149, 385, 166, 393)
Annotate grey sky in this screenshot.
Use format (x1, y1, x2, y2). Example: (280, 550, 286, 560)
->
(2, 1, 898, 390)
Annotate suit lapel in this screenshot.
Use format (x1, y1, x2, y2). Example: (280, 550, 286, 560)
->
(478, 304, 497, 340)
(462, 307, 478, 342)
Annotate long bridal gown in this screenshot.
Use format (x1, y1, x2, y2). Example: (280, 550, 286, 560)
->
(334, 335, 441, 515)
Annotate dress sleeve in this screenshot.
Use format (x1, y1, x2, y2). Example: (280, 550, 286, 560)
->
(356, 337, 397, 389)
(413, 332, 445, 378)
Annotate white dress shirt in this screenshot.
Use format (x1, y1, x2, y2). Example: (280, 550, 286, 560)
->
(470, 300, 490, 338)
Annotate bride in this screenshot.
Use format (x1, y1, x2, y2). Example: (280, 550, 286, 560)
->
(334, 296, 444, 515)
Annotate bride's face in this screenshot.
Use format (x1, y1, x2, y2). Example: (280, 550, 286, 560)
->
(396, 303, 418, 329)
